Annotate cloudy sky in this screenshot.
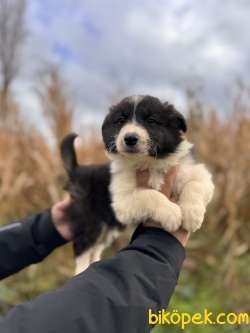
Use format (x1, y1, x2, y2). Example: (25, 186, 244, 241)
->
(11, 0, 250, 129)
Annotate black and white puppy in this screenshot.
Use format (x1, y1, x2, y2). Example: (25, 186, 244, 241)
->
(61, 95, 214, 274)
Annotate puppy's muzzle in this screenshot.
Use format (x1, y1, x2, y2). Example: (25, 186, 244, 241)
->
(116, 123, 150, 155)
(124, 133, 139, 147)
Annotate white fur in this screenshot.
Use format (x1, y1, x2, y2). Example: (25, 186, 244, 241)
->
(174, 161, 214, 231)
(116, 123, 150, 155)
(75, 249, 93, 275)
(108, 139, 214, 233)
(131, 95, 143, 122)
(75, 228, 121, 275)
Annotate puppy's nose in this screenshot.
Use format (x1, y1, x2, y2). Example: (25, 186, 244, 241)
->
(124, 133, 139, 146)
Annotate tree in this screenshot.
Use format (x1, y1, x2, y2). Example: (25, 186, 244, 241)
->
(0, 0, 26, 119)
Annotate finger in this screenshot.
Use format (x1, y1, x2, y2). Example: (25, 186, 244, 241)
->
(160, 166, 178, 199)
(56, 196, 71, 211)
(172, 228, 190, 247)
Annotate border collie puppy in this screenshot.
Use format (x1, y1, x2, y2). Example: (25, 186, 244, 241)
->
(61, 95, 214, 274)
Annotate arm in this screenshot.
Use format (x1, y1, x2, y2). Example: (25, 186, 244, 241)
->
(0, 224, 185, 333)
(0, 209, 66, 280)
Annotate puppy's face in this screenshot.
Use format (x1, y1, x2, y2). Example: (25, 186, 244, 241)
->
(102, 95, 187, 159)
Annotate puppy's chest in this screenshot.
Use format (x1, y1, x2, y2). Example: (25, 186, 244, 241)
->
(148, 170, 166, 191)
(110, 167, 172, 193)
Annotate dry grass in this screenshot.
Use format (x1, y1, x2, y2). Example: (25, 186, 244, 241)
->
(0, 123, 61, 219)
(0, 87, 249, 311)
(184, 94, 250, 309)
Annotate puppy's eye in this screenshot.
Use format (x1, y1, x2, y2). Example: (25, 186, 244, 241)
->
(147, 117, 160, 125)
(114, 117, 126, 125)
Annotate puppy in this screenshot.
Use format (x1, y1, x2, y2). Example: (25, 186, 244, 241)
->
(61, 95, 214, 274)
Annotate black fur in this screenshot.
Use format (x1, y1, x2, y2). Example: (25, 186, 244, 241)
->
(61, 95, 187, 257)
(61, 135, 125, 256)
(61, 133, 78, 175)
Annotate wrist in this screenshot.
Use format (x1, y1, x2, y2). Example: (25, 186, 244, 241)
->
(51, 202, 72, 241)
(31, 209, 67, 249)
(143, 220, 190, 247)
(171, 228, 190, 247)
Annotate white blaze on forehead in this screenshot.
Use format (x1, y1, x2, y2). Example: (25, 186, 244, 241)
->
(128, 95, 143, 122)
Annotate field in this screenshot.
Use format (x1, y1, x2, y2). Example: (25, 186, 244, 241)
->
(0, 86, 250, 332)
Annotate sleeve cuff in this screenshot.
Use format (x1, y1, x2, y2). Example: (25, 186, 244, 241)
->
(130, 224, 186, 278)
(30, 209, 67, 255)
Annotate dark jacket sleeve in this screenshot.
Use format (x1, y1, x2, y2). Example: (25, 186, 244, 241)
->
(0, 210, 66, 280)
(0, 224, 185, 333)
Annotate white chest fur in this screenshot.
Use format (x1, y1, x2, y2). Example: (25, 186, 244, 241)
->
(109, 140, 194, 194)
(108, 139, 214, 233)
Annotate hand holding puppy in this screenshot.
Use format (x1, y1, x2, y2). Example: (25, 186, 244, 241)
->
(51, 196, 72, 241)
(136, 168, 190, 247)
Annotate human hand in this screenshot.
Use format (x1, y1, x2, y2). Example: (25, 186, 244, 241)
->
(171, 228, 189, 247)
(136, 168, 190, 247)
(51, 196, 72, 241)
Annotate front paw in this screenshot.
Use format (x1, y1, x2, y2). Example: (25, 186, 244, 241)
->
(112, 202, 136, 225)
(181, 203, 205, 232)
(154, 202, 182, 232)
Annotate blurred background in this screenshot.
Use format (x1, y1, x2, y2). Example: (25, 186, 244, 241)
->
(0, 0, 249, 332)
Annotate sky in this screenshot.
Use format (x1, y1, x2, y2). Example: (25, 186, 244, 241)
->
(10, 0, 250, 130)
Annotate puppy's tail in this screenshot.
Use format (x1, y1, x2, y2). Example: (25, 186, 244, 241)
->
(60, 133, 78, 176)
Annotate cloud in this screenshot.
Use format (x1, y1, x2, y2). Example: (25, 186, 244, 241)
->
(13, 0, 250, 129)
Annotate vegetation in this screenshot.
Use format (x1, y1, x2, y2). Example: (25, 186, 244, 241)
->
(0, 86, 249, 326)
(0, 1, 249, 332)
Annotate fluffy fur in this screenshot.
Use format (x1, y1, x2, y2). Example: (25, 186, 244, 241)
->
(61, 95, 214, 274)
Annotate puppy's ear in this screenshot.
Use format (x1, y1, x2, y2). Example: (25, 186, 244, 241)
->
(101, 110, 117, 153)
(163, 102, 187, 133)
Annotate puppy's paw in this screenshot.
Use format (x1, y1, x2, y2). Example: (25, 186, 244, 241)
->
(112, 202, 136, 225)
(154, 202, 182, 232)
(181, 203, 205, 232)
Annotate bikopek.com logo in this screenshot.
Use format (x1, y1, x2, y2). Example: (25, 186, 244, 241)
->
(148, 308, 249, 330)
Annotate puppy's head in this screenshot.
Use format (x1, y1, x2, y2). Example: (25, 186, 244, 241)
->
(102, 95, 187, 159)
